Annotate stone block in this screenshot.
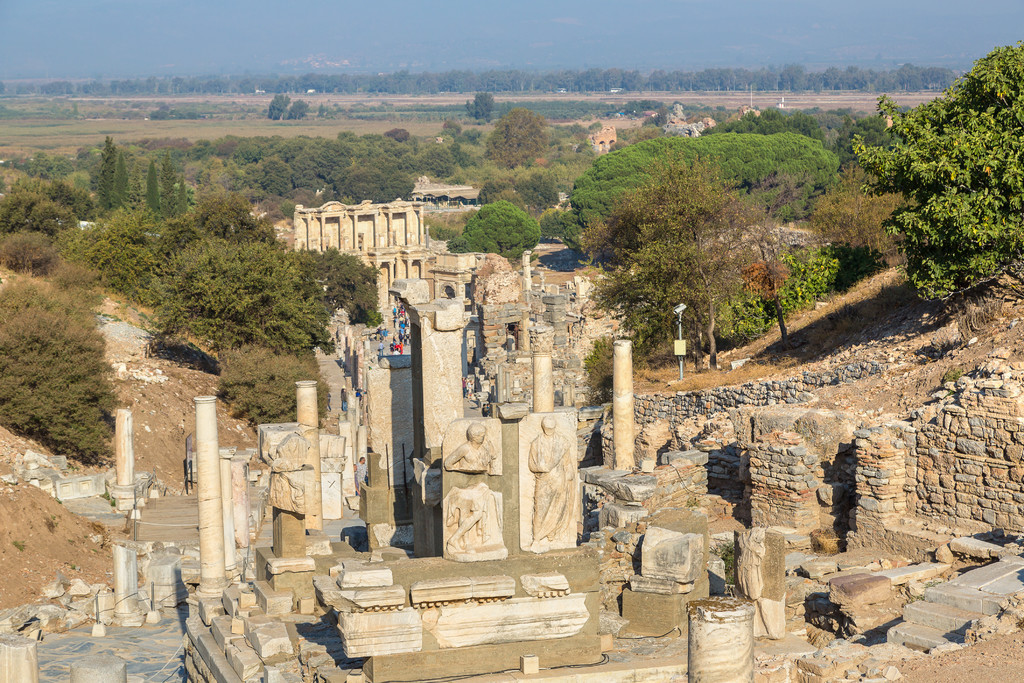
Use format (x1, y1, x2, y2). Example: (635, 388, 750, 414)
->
(598, 503, 648, 529)
(226, 641, 263, 680)
(629, 575, 693, 595)
(521, 573, 570, 598)
(829, 574, 892, 607)
(337, 585, 406, 612)
(470, 575, 516, 601)
(410, 577, 472, 606)
(266, 557, 316, 575)
(337, 562, 393, 589)
(641, 526, 703, 584)
(520, 654, 539, 675)
(198, 597, 224, 626)
(949, 537, 1003, 559)
(338, 607, 423, 658)
(254, 580, 292, 616)
(877, 563, 949, 586)
(660, 450, 709, 467)
(246, 620, 292, 659)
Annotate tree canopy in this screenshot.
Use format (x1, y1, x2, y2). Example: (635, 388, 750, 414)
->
(485, 108, 548, 169)
(451, 201, 540, 260)
(857, 42, 1024, 297)
(466, 92, 495, 121)
(565, 132, 839, 249)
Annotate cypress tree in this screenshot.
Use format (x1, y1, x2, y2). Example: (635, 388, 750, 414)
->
(146, 160, 160, 214)
(159, 152, 177, 217)
(175, 175, 188, 216)
(112, 151, 129, 209)
(97, 136, 117, 210)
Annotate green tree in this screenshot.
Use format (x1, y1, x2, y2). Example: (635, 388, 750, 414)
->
(586, 157, 751, 367)
(192, 192, 276, 244)
(515, 171, 558, 212)
(58, 210, 159, 303)
(218, 346, 326, 426)
(159, 152, 178, 217)
(158, 240, 331, 354)
(112, 151, 129, 209)
(286, 99, 310, 120)
(174, 175, 188, 216)
(0, 180, 78, 237)
(0, 281, 114, 463)
(566, 133, 838, 250)
(857, 42, 1024, 297)
(145, 160, 160, 214)
(267, 94, 291, 120)
(708, 108, 825, 142)
(486, 108, 548, 169)
(454, 201, 540, 260)
(299, 250, 379, 323)
(96, 136, 117, 210)
(810, 167, 901, 256)
(466, 92, 495, 121)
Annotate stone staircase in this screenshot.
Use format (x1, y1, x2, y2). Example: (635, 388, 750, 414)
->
(888, 555, 1024, 651)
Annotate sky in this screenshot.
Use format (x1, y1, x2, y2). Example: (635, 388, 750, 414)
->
(0, 0, 1021, 79)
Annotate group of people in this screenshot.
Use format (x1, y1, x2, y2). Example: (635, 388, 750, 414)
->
(375, 303, 412, 359)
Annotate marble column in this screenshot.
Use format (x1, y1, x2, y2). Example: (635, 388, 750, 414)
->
(194, 396, 226, 599)
(687, 597, 755, 683)
(231, 455, 251, 550)
(112, 544, 140, 623)
(114, 409, 133, 487)
(522, 250, 532, 293)
(356, 425, 368, 468)
(69, 654, 127, 683)
(218, 448, 237, 574)
(520, 309, 531, 353)
(296, 380, 323, 531)
(0, 634, 38, 683)
(531, 324, 554, 413)
(612, 340, 636, 470)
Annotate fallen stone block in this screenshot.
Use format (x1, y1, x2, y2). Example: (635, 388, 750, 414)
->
(829, 574, 892, 607)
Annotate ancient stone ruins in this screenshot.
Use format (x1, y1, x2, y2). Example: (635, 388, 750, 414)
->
(8, 255, 1024, 683)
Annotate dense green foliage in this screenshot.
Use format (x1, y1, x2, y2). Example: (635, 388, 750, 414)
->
(566, 133, 838, 249)
(0, 281, 114, 463)
(159, 239, 332, 354)
(810, 167, 902, 256)
(299, 250, 380, 325)
(583, 336, 614, 405)
(59, 210, 160, 303)
(466, 93, 495, 121)
(858, 43, 1024, 297)
(452, 201, 540, 260)
(708, 108, 824, 141)
(0, 179, 94, 236)
(218, 346, 327, 426)
(486, 108, 548, 169)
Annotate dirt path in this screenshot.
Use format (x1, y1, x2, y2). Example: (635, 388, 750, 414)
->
(898, 631, 1024, 682)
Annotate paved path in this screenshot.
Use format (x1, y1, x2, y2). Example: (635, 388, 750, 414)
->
(37, 607, 188, 681)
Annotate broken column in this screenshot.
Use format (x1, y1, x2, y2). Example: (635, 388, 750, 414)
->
(194, 396, 226, 600)
(687, 597, 755, 683)
(296, 380, 323, 531)
(522, 250, 532, 293)
(111, 409, 135, 511)
(218, 448, 237, 576)
(0, 634, 38, 683)
(531, 324, 554, 413)
(69, 654, 127, 683)
(612, 339, 635, 470)
(231, 454, 250, 550)
(112, 544, 142, 626)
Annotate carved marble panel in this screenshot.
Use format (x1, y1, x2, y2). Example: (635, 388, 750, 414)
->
(641, 526, 704, 584)
(735, 527, 786, 639)
(518, 412, 579, 553)
(268, 432, 312, 514)
(442, 482, 507, 562)
(442, 418, 501, 475)
(423, 595, 588, 649)
(338, 607, 422, 657)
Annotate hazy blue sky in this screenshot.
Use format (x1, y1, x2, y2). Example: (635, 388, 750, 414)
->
(1, 0, 1021, 78)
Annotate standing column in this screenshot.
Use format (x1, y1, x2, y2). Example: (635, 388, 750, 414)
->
(296, 381, 323, 530)
(687, 597, 755, 683)
(612, 340, 636, 470)
(520, 310, 531, 353)
(218, 449, 237, 575)
(0, 634, 38, 683)
(112, 544, 141, 624)
(114, 409, 133, 487)
(231, 455, 251, 550)
(531, 324, 554, 413)
(194, 396, 226, 600)
(522, 250, 532, 293)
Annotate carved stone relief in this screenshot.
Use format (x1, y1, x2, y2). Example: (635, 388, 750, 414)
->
(735, 527, 786, 640)
(442, 418, 501, 475)
(442, 482, 507, 562)
(268, 432, 312, 514)
(518, 412, 579, 553)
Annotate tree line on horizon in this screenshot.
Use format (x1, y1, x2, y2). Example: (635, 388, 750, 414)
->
(2, 63, 956, 97)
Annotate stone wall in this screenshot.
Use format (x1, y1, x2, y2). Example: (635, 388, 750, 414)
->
(634, 361, 885, 426)
(908, 364, 1024, 532)
(847, 423, 913, 551)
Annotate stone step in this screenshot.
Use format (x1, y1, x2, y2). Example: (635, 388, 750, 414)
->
(949, 557, 1024, 595)
(902, 600, 981, 634)
(887, 621, 962, 652)
(876, 562, 949, 586)
(923, 583, 1003, 616)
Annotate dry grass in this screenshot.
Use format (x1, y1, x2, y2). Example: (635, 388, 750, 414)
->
(810, 528, 840, 555)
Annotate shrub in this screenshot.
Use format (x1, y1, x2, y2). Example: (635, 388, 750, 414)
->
(584, 336, 614, 405)
(0, 282, 115, 463)
(59, 210, 159, 304)
(218, 346, 326, 426)
(0, 231, 60, 275)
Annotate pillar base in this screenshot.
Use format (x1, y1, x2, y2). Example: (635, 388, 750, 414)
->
(195, 579, 228, 602)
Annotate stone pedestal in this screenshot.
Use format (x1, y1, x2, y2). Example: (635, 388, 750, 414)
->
(530, 325, 554, 414)
(112, 544, 143, 626)
(687, 597, 755, 683)
(194, 396, 227, 600)
(296, 380, 323, 531)
(218, 448, 237, 575)
(734, 528, 786, 640)
(69, 654, 127, 683)
(0, 634, 38, 683)
(612, 340, 635, 470)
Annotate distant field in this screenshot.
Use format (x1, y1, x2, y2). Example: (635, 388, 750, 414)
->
(0, 90, 938, 156)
